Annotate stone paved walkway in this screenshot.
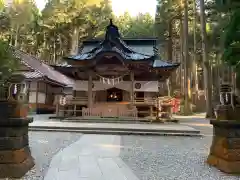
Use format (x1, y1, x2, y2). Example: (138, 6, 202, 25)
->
(44, 135, 139, 180)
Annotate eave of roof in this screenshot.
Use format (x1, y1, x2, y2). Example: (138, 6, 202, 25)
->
(82, 37, 158, 46)
(65, 20, 158, 62)
(66, 47, 156, 61)
(152, 60, 180, 68)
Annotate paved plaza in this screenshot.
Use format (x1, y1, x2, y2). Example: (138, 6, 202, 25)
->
(5, 133, 240, 180)
(3, 114, 240, 180)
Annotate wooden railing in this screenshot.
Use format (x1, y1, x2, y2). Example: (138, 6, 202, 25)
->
(66, 97, 158, 106)
(134, 98, 157, 105)
(82, 105, 138, 119)
(65, 97, 176, 110)
(58, 96, 180, 119)
(66, 97, 88, 105)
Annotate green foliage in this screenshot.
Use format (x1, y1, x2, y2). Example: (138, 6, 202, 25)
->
(0, 41, 19, 81)
(0, 0, 156, 64)
(222, 9, 240, 68)
(0, 0, 4, 12)
(0, 0, 114, 63)
(114, 12, 155, 38)
(215, 0, 240, 11)
(155, 0, 179, 40)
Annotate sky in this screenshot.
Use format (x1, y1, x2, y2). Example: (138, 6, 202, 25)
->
(34, 0, 157, 17)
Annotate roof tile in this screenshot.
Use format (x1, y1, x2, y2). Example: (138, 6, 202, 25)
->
(13, 49, 74, 87)
(22, 71, 43, 79)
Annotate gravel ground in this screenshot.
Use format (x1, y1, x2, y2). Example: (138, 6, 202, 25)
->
(4, 131, 82, 180)
(120, 135, 240, 180)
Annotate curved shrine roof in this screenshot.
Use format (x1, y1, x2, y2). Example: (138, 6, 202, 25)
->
(64, 19, 180, 70)
(66, 19, 157, 61)
(68, 43, 155, 61)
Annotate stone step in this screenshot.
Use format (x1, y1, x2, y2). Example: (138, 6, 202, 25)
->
(29, 121, 201, 136)
(62, 119, 170, 124)
(29, 126, 201, 137)
(62, 117, 179, 124)
(29, 128, 202, 137)
(29, 124, 199, 133)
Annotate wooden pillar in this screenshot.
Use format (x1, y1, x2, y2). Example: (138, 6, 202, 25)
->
(72, 90, 76, 116)
(88, 71, 93, 108)
(56, 102, 59, 116)
(130, 71, 134, 107)
(45, 83, 48, 104)
(74, 104, 77, 116)
(150, 105, 153, 117)
(55, 95, 60, 117)
(156, 79, 161, 120)
(35, 81, 39, 114)
(27, 82, 30, 103)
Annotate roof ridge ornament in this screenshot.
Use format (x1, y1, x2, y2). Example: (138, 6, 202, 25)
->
(109, 18, 113, 25)
(105, 18, 120, 42)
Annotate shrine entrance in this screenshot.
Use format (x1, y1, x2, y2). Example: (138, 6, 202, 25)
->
(107, 88, 123, 102)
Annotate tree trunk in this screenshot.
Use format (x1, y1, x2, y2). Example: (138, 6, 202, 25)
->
(183, 0, 192, 115)
(14, 25, 19, 47)
(193, 0, 199, 104)
(41, 32, 47, 60)
(199, 0, 215, 118)
(70, 26, 80, 56)
(168, 20, 174, 95)
(212, 51, 220, 103)
(180, 19, 184, 96)
(59, 34, 64, 57)
(9, 29, 13, 46)
(53, 33, 56, 65)
(216, 51, 221, 99)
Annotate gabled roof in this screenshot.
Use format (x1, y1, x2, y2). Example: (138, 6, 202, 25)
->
(12, 48, 74, 87)
(65, 19, 157, 61)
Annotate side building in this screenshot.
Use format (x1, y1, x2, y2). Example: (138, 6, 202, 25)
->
(12, 48, 74, 114)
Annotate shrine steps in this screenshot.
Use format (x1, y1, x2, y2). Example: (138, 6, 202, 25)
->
(29, 121, 202, 137)
(29, 128, 202, 137)
(62, 117, 179, 124)
(63, 119, 147, 124)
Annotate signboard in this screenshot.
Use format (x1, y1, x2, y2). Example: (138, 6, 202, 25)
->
(135, 83, 141, 89)
(59, 96, 66, 106)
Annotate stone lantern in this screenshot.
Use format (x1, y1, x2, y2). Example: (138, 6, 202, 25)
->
(207, 84, 240, 174)
(0, 74, 34, 178)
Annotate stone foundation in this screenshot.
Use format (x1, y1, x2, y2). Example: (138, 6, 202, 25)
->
(207, 120, 240, 174)
(215, 105, 240, 120)
(0, 117, 34, 178)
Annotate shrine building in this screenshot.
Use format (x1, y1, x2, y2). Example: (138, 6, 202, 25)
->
(52, 19, 180, 118)
(11, 48, 74, 114)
